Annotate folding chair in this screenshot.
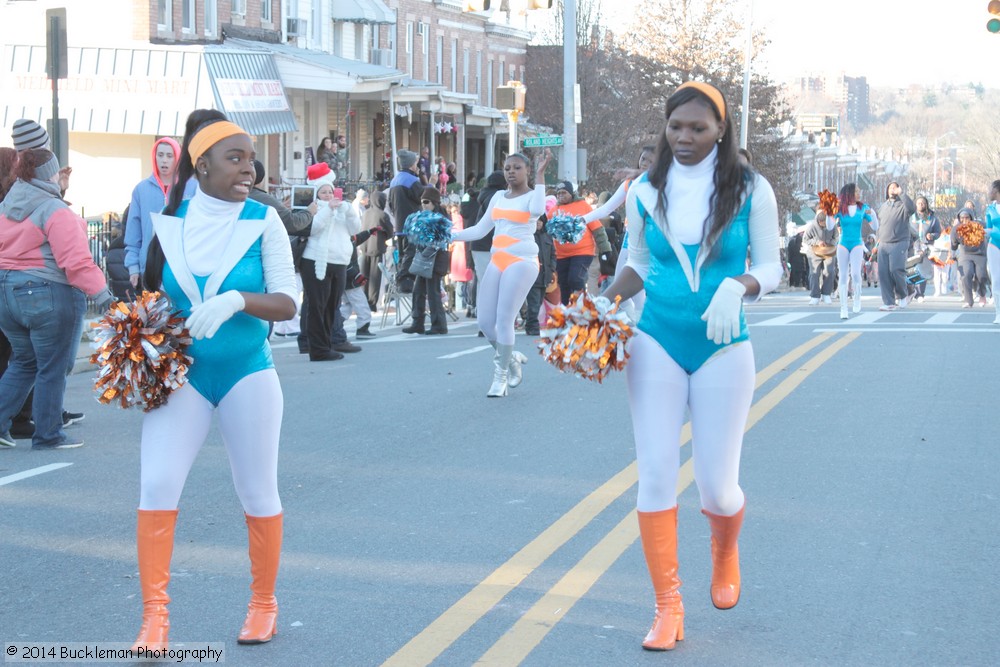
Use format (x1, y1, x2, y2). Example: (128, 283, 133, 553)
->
(379, 257, 412, 327)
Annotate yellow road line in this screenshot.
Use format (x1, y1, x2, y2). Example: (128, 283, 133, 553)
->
(474, 332, 860, 665)
(381, 332, 839, 667)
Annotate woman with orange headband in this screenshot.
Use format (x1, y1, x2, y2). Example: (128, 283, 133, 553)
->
(132, 109, 298, 651)
(602, 82, 781, 651)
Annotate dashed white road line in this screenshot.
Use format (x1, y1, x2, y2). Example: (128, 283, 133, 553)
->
(438, 345, 493, 359)
(0, 463, 74, 487)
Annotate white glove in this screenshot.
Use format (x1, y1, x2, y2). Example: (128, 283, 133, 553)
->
(185, 290, 246, 340)
(701, 278, 746, 345)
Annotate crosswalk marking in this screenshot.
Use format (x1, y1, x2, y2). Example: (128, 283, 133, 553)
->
(846, 312, 888, 324)
(924, 312, 962, 325)
(754, 312, 812, 326)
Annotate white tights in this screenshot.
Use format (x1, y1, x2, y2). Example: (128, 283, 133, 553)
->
(139, 369, 284, 517)
(476, 260, 539, 345)
(626, 332, 754, 515)
(836, 245, 865, 304)
(988, 245, 1000, 300)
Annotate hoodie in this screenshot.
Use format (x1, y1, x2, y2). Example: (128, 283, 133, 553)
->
(124, 137, 184, 276)
(0, 178, 109, 297)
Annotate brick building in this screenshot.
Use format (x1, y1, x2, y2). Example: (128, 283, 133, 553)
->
(0, 0, 532, 214)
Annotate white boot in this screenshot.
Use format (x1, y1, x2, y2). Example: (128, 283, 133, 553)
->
(994, 302, 1000, 325)
(838, 279, 849, 319)
(488, 344, 512, 397)
(853, 292, 862, 313)
(507, 351, 528, 388)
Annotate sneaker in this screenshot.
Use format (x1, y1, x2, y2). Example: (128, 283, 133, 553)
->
(808, 297, 820, 305)
(899, 294, 912, 309)
(32, 437, 84, 450)
(915, 296, 924, 303)
(0, 432, 16, 448)
(332, 341, 362, 353)
(525, 328, 540, 336)
(962, 303, 972, 309)
(822, 295, 832, 304)
(355, 324, 376, 339)
(878, 304, 898, 311)
(63, 411, 85, 426)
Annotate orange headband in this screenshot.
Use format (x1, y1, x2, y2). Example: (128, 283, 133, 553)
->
(675, 81, 726, 122)
(188, 121, 248, 167)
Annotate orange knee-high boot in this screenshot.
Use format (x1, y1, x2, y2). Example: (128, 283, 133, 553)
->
(637, 507, 684, 651)
(237, 513, 283, 644)
(132, 509, 178, 652)
(702, 503, 745, 610)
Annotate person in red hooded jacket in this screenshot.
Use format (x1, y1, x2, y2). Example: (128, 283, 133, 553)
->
(125, 137, 195, 291)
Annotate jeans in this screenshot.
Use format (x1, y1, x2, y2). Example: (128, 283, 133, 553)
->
(0, 270, 85, 446)
(556, 254, 593, 305)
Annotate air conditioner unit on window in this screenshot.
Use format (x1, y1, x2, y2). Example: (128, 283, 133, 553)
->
(372, 48, 393, 67)
(416, 22, 428, 38)
(286, 18, 306, 37)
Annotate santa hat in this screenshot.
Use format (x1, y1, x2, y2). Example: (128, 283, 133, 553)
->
(306, 162, 336, 188)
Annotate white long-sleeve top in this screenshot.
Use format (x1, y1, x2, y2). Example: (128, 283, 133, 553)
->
(181, 187, 298, 305)
(625, 147, 782, 301)
(452, 185, 547, 259)
(582, 179, 630, 224)
(303, 200, 362, 278)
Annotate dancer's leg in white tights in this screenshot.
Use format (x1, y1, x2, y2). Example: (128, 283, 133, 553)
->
(836, 246, 865, 307)
(476, 261, 539, 345)
(139, 383, 214, 510)
(988, 245, 1000, 300)
(139, 370, 283, 516)
(217, 369, 283, 517)
(627, 331, 754, 515)
(688, 343, 754, 515)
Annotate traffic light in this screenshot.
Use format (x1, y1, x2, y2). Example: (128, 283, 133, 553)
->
(462, 0, 491, 10)
(989, 0, 1000, 33)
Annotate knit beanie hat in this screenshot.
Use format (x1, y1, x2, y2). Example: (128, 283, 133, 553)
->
(556, 180, 575, 196)
(397, 150, 418, 170)
(253, 159, 266, 186)
(12, 119, 49, 151)
(420, 186, 441, 206)
(306, 162, 336, 188)
(958, 207, 975, 219)
(34, 152, 61, 182)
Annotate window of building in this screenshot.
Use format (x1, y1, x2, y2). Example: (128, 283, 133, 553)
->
(422, 28, 429, 80)
(157, 0, 172, 30)
(487, 59, 493, 107)
(407, 23, 414, 76)
(450, 39, 457, 91)
(475, 51, 482, 101)
(463, 48, 469, 93)
(205, 0, 217, 36)
(232, 0, 246, 16)
(261, 0, 271, 22)
(519, 65, 525, 84)
(436, 36, 443, 84)
(181, 0, 195, 32)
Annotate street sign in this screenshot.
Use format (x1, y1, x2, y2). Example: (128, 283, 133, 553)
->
(523, 135, 563, 148)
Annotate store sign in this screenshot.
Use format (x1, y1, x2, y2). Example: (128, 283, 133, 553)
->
(214, 78, 289, 112)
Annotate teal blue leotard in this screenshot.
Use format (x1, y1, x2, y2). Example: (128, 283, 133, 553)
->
(635, 196, 751, 374)
(838, 204, 871, 251)
(162, 199, 273, 406)
(986, 203, 1000, 248)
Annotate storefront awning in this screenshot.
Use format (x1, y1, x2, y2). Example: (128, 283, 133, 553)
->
(203, 49, 297, 135)
(332, 0, 396, 24)
(1, 44, 296, 137)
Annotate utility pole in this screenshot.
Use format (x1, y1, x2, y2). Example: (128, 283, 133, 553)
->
(739, 0, 752, 150)
(562, 0, 577, 184)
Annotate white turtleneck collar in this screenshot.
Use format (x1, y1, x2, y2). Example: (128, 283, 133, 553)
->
(664, 145, 718, 244)
(184, 186, 244, 275)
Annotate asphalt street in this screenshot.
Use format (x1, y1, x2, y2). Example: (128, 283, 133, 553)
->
(1, 287, 998, 667)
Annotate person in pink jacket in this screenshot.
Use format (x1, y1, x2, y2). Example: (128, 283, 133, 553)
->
(0, 149, 112, 450)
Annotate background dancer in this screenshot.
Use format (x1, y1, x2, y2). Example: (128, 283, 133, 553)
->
(602, 82, 781, 651)
(835, 183, 877, 318)
(135, 109, 298, 650)
(452, 150, 551, 396)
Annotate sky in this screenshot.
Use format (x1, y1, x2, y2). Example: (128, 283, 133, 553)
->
(603, 0, 1000, 89)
